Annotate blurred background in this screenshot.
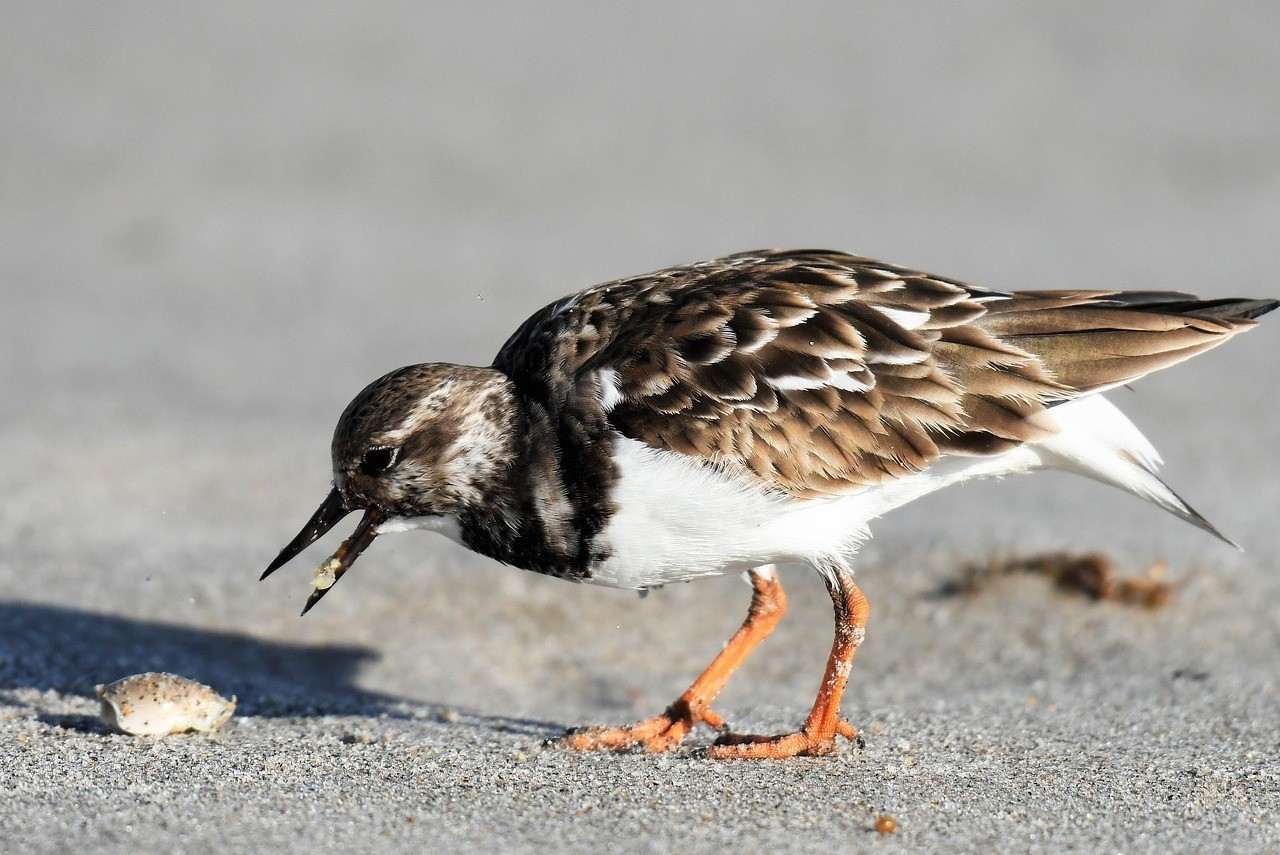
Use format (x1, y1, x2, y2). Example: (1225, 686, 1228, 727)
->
(2, 2, 1278, 722)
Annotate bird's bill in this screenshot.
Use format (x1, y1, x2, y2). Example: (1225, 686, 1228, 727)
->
(299, 507, 382, 615)
(260, 486, 353, 580)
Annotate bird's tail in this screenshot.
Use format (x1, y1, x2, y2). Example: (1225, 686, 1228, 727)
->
(976, 291, 1278, 395)
(1028, 394, 1234, 545)
(981, 290, 1275, 543)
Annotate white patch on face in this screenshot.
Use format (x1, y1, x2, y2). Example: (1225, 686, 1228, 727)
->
(378, 514, 464, 546)
(438, 385, 514, 508)
(375, 381, 459, 445)
(381, 458, 428, 506)
(406, 382, 457, 425)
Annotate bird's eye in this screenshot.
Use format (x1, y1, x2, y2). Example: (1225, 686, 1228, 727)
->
(360, 446, 399, 476)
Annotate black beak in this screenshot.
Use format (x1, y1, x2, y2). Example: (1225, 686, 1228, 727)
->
(260, 487, 353, 580)
(261, 486, 385, 615)
(299, 507, 382, 615)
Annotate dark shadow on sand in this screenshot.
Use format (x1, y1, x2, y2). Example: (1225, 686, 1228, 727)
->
(0, 602, 562, 738)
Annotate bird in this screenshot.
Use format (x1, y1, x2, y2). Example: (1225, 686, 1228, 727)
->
(261, 249, 1276, 758)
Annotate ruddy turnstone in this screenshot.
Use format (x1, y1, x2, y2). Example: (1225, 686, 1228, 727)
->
(262, 249, 1276, 758)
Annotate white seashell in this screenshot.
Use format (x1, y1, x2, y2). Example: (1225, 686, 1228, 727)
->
(312, 556, 340, 590)
(96, 672, 236, 736)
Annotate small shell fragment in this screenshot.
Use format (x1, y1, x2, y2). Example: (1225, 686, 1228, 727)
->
(96, 672, 236, 736)
(312, 557, 341, 590)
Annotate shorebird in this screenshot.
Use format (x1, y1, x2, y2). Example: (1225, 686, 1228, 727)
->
(262, 249, 1275, 758)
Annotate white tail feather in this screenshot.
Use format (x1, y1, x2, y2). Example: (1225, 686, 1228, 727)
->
(1031, 395, 1232, 544)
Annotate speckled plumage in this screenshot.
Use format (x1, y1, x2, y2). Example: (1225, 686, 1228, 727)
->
(263, 248, 1275, 757)
(497, 250, 1271, 499)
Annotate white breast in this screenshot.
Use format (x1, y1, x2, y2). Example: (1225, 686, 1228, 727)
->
(588, 437, 1041, 589)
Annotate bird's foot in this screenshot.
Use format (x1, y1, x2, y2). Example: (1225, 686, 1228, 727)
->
(705, 719, 860, 759)
(562, 701, 727, 753)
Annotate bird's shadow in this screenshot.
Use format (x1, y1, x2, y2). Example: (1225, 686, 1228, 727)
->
(0, 602, 560, 739)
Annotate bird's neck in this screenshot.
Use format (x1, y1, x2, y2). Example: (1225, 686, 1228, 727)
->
(451, 370, 615, 579)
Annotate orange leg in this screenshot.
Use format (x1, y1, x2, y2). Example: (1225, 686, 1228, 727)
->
(563, 567, 787, 753)
(707, 558, 867, 759)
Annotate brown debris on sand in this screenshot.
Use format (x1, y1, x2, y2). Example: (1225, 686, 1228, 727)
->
(952, 552, 1177, 609)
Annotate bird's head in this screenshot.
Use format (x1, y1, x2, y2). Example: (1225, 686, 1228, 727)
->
(261, 363, 518, 612)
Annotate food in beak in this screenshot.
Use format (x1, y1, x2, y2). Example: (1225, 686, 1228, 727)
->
(312, 557, 341, 590)
(299, 508, 382, 615)
(260, 487, 381, 614)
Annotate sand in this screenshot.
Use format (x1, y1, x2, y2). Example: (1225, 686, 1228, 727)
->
(3, 2, 1278, 851)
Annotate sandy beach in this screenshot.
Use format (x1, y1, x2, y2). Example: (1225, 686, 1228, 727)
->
(3, 3, 1278, 851)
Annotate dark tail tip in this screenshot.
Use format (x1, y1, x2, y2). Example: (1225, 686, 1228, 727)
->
(1192, 297, 1280, 321)
(1111, 293, 1280, 322)
(1237, 298, 1279, 320)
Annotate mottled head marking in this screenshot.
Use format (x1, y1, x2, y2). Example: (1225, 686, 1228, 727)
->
(331, 363, 520, 516)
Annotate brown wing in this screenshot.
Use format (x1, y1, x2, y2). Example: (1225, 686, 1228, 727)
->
(494, 249, 1269, 499)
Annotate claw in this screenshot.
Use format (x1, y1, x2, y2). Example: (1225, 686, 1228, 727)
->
(562, 704, 728, 753)
(707, 720, 859, 759)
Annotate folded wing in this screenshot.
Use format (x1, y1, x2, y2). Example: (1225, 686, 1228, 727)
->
(494, 249, 1273, 500)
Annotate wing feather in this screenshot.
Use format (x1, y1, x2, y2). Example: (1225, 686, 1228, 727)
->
(493, 249, 1266, 498)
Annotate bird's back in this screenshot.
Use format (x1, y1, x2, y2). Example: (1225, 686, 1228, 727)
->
(494, 249, 1275, 505)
